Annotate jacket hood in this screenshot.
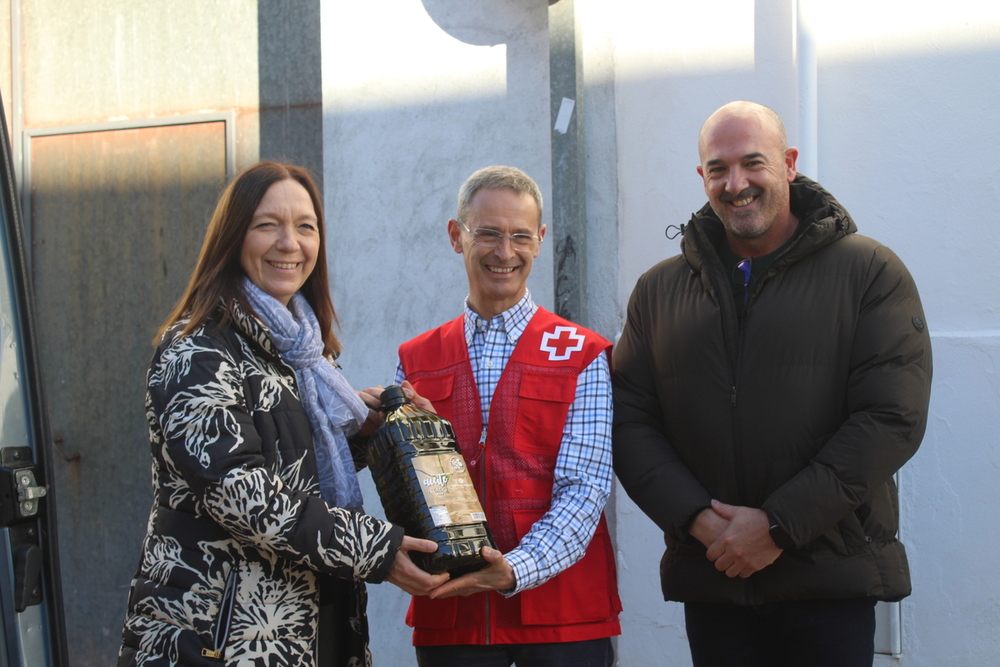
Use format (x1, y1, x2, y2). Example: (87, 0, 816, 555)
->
(680, 174, 857, 280)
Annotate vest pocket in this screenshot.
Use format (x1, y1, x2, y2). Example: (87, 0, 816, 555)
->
(514, 372, 576, 456)
(513, 510, 619, 626)
(411, 373, 455, 417)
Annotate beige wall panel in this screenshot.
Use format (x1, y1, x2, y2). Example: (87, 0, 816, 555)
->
(20, 0, 258, 128)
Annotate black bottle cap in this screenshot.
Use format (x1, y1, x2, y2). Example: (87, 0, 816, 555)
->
(380, 385, 409, 410)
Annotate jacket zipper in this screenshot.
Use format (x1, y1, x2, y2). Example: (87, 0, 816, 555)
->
(730, 339, 741, 408)
(732, 286, 761, 605)
(731, 306, 750, 501)
(203, 566, 239, 660)
(730, 307, 747, 407)
(478, 424, 492, 645)
(699, 251, 752, 508)
(714, 253, 753, 508)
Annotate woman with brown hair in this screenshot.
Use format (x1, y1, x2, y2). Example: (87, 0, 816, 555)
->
(118, 161, 446, 667)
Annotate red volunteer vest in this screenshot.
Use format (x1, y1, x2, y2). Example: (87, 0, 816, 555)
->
(398, 307, 622, 646)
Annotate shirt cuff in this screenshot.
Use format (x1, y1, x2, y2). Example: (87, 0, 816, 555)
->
(499, 548, 531, 597)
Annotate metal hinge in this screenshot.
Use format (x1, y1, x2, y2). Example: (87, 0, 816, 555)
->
(1, 447, 47, 611)
(1, 447, 47, 526)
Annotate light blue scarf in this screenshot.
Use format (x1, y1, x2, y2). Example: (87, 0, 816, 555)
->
(243, 279, 367, 510)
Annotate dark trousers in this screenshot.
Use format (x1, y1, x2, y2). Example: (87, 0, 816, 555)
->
(415, 637, 615, 667)
(684, 598, 877, 667)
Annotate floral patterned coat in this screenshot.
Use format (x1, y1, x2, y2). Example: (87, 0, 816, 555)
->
(118, 300, 403, 667)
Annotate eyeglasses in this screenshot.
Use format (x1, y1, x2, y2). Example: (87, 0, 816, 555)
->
(733, 258, 753, 306)
(458, 221, 541, 251)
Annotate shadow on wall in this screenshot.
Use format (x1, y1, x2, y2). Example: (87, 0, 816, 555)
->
(30, 125, 225, 664)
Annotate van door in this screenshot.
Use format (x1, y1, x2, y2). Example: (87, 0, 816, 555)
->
(0, 94, 69, 666)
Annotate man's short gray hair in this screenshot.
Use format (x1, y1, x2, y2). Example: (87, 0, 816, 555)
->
(456, 165, 543, 228)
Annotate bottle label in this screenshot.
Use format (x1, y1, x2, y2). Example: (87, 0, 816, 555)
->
(412, 454, 487, 526)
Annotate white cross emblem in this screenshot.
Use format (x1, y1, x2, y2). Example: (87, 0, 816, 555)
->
(540, 326, 585, 361)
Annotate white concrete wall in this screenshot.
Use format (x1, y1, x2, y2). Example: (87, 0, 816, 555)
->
(321, 1, 1000, 664)
(810, 3, 1000, 663)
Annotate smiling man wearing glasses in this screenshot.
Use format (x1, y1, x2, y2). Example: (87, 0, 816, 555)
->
(393, 166, 621, 667)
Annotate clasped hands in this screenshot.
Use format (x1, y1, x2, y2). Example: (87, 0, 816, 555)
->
(690, 499, 783, 579)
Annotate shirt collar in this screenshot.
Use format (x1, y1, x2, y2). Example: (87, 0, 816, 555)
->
(463, 291, 537, 345)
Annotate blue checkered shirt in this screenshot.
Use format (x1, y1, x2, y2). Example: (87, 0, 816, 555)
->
(396, 291, 613, 594)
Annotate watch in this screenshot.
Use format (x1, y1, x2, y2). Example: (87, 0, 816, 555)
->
(767, 513, 794, 550)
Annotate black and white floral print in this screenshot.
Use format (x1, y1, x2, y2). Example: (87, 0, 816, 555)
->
(119, 300, 403, 667)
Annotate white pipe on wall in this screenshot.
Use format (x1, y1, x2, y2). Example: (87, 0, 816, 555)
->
(796, 0, 818, 179)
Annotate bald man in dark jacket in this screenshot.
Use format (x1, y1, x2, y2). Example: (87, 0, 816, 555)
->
(612, 101, 932, 667)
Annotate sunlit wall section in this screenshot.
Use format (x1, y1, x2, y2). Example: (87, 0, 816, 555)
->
(321, 3, 553, 664)
(808, 0, 1000, 331)
(324, 6, 506, 112)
